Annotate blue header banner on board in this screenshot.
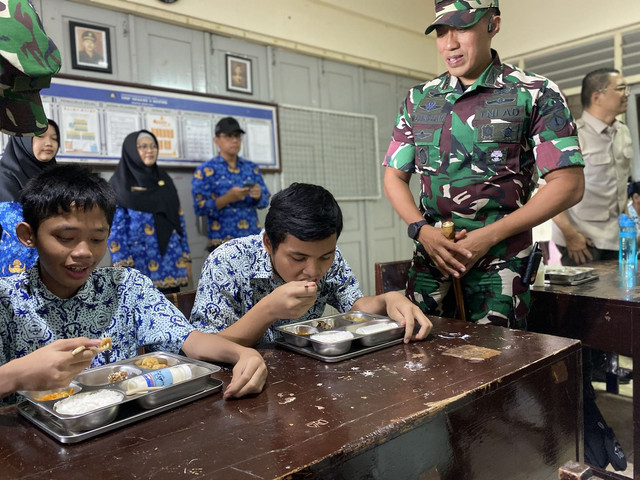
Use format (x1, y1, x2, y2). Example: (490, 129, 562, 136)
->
(36, 77, 280, 170)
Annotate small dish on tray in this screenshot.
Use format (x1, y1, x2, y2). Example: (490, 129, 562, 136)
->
(308, 330, 355, 355)
(52, 389, 124, 431)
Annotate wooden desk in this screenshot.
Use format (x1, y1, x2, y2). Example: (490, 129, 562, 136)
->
(529, 260, 639, 480)
(0, 317, 580, 480)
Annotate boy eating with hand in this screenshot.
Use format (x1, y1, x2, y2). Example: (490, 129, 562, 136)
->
(191, 182, 432, 347)
(0, 164, 267, 405)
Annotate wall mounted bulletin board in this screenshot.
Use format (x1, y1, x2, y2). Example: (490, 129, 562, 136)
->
(2, 76, 281, 171)
(279, 104, 380, 200)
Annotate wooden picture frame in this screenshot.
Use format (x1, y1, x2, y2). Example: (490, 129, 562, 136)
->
(69, 21, 112, 74)
(226, 54, 252, 94)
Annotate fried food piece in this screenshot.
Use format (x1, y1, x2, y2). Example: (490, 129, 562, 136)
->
(96, 337, 112, 352)
(135, 356, 168, 369)
(70, 337, 113, 356)
(36, 388, 74, 401)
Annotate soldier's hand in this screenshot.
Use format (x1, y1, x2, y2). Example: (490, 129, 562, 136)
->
(455, 229, 494, 271)
(417, 225, 471, 278)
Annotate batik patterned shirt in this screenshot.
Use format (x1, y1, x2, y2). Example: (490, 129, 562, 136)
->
(108, 207, 191, 290)
(192, 155, 270, 245)
(384, 50, 584, 264)
(0, 201, 37, 276)
(190, 233, 362, 346)
(0, 266, 194, 405)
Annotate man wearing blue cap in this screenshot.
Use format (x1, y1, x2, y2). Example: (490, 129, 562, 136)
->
(383, 0, 584, 328)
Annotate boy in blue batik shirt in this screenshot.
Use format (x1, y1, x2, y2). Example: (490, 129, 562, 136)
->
(0, 164, 267, 405)
(190, 182, 433, 347)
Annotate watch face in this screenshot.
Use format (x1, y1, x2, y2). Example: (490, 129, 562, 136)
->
(409, 221, 428, 239)
(409, 222, 422, 239)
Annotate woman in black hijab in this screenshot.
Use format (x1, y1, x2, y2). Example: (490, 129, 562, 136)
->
(0, 119, 59, 276)
(108, 130, 191, 293)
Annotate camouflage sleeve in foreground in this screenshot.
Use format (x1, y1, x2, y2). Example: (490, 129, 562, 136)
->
(0, 0, 62, 136)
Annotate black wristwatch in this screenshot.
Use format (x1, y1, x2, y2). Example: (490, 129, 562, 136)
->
(408, 220, 428, 240)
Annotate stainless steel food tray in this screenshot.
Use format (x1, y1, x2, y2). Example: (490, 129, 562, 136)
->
(275, 311, 405, 360)
(17, 352, 222, 442)
(275, 337, 404, 362)
(544, 266, 598, 285)
(545, 274, 599, 286)
(17, 376, 223, 444)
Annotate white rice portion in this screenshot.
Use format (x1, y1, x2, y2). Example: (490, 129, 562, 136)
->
(310, 330, 354, 343)
(54, 389, 123, 415)
(355, 322, 399, 335)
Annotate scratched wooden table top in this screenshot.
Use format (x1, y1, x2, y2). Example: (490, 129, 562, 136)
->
(0, 317, 579, 480)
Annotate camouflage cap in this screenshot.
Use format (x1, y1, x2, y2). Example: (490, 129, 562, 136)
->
(0, 0, 61, 136)
(425, 0, 499, 35)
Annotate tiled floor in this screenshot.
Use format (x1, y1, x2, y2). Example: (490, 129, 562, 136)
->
(594, 355, 633, 477)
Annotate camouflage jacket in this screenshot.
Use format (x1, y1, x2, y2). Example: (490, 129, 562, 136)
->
(0, 0, 61, 135)
(384, 50, 584, 262)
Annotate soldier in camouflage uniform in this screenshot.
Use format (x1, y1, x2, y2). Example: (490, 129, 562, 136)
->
(0, 0, 61, 136)
(383, 0, 585, 328)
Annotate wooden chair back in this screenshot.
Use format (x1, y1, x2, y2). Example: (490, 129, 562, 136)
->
(164, 289, 197, 319)
(374, 260, 411, 295)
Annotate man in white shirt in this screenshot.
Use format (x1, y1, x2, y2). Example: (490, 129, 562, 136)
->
(551, 68, 632, 264)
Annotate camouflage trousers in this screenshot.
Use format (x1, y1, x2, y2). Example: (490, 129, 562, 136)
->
(407, 248, 530, 329)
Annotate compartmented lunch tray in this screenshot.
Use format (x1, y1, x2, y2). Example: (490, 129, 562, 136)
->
(17, 352, 223, 443)
(275, 337, 404, 362)
(275, 311, 406, 362)
(544, 266, 599, 285)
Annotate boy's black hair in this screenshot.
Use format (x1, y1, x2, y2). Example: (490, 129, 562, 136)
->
(265, 182, 343, 250)
(20, 164, 117, 233)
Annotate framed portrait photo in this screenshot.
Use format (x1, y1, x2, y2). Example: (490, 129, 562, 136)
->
(69, 21, 112, 74)
(226, 54, 252, 95)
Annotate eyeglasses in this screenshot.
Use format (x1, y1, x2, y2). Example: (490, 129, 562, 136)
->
(219, 132, 243, 140)
(137, 144, 158, 150)
(600, 84, 631, 95)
